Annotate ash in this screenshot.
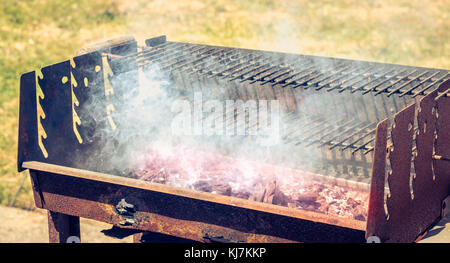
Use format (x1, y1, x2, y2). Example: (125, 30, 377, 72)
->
(129, 147, 368, 221)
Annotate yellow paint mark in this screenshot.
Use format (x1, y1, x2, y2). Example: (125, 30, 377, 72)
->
(70, 71, 77, 88)
(72, 104, 82, 143)
(102, 56, 114, 97)
(84, 77, 88, 87)
(95, 65, 101, 72)
(70, 58, 76, 68)
(102, 56, 116, 131)
(106, 104, 116, 130)
(36, 69, 48, 158)
(71, 69, 82, 144)
(61, 76, 68, 84)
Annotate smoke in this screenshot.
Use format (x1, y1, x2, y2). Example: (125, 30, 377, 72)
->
(73, 42, 411, 199)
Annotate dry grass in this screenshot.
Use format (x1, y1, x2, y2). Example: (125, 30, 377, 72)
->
(0, 0, 449, 209)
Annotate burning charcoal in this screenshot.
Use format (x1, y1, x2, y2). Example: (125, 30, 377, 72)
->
(311, 183, 325, 193)
(120, 168, 134, 178)
(353, 206, 367, 221)
(346, 197, 360, 208)
(261, 180, 289, 206)
(304, 203, 321, 211)
(248, 183, 266, 203)
(262, 181, 277, 203)
(293, 191, 318, 203)
(154, 168, 168, 184)
(193, 180, 232, 196)
(211, 183, 232, 196)
(133, 168, 150, 179)
(287, 202, 297, 209)
(193, 180, 213, 192)
(129, 146, 369, 221)
(234, 191, 251, 200)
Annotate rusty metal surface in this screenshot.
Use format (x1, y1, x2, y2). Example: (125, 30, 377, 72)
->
(434, 79, 450, 198)
(24, 161, 367, 231)
(366, 119, 389, 240)
(385, 103, 416, 242)
(17, 36, 450, 243)
(410, 84, 443, 238)
(18, 36, 448, 178)
(367, 79, 450, 242)
(17, 72, 37, 172)
(40, 61, 77, 167)
(26, 164, 367, 243)
(48, 211, 80, 243)
(17, 40, 138, 172)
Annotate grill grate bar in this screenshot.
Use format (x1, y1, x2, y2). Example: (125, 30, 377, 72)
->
(135, 42, 191, 63)
(232, 57, 305, 82)
(387, 71, 440, 97)
(341, 127, 377, 151)
(294, 119, 349, 145)
(362, 69, 412, 95)
(260, 69, 293, 85)
(318, 121, 372, 147)
(374, 70, 429, 96)
(305, 119, 361, 147)
(140, 45, 213, 68)
(328, 122, 377, 150)
(160, 46, 217, 70)
(118, 41, 176, 61)
(310, 65, 354, 90)
(410, 73, 450, 98)
(177, 50, 236, 74)
(229, 59, 274, 81)
(272, 62, 317, 84)
(208, 54, 266, 79)
(316, 67, 365, 90)
(331, 66, 389, 93)
(291, 62, 351, 89)
(340, 67, 395, 93)
(171, 48, 230, 72)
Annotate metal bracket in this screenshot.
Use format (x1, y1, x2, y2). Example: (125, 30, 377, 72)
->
(115, 198, 137, 226)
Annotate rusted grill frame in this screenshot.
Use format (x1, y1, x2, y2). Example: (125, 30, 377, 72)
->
(17, 35, 450, 242)
(366, 80, 450, 242)
(24, 161, 367, 243)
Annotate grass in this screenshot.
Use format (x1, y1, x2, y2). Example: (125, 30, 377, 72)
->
(0, 0, 449, 209)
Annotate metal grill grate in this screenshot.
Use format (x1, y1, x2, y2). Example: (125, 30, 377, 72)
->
(112, 42, 449, 97)
(98, 40, 450, 182)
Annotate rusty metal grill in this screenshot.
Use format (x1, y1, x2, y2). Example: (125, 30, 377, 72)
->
(121, 41, 449, 97)
(98, 38, 449, 183)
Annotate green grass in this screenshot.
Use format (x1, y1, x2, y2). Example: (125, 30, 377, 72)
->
(0, 0, 449, 209)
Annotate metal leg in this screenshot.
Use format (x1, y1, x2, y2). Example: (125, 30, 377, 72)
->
(133, 232, 144, 243)
(48, 211, 80, 243)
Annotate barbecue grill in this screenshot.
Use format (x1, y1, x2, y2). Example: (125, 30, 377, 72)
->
(17, 35, 450, 242)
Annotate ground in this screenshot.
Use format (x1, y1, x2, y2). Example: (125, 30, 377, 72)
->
(0, 204, 448, 242)
(0, 205, 132, 242)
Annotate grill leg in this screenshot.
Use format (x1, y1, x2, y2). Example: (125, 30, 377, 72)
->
(48, 211, 80, 243)
(133, 233, 144, 243)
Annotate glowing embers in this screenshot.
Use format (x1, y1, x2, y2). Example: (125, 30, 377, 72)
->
(130, 147, 369, 221)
